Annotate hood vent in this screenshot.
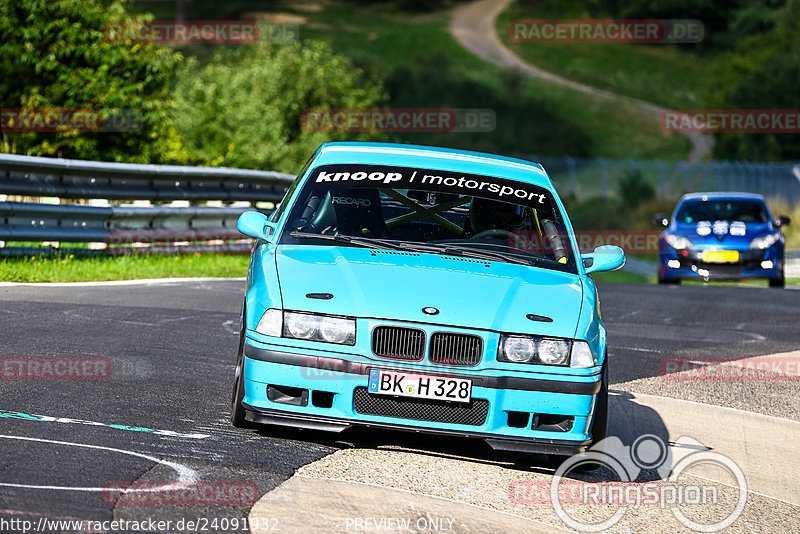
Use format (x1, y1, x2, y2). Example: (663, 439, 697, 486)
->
(526, 313, 553, 323)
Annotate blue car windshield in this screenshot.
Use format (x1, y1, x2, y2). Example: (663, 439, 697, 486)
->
(676, 199, 769, 224)
(280, 164, 577, 274)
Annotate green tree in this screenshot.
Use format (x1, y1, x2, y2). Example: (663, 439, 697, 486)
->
(0, 0, 184, 162)
(171, 33, 387, 173)
(617, 168, 655, 208)
(708, 0, 800, 161)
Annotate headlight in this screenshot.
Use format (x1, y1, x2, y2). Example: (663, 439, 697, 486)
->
(537, 338, 571, 365)
(285, 312, 318, 340)
(500, 336, 537, 363)
(283, 311, 355, 345)
(570, 341, 596, 368)
(255, 309, 282, 337)
(749, 233, 779, 250)
(498, 335, 570, 366)
(664, 234, 692, 250)
(318, 315, 356, 344)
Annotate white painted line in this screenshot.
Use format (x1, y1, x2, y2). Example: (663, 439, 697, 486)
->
(0, 277, 245, 287)
(616, 346, 662, 353)
(0, 410, 211, 439)
(0, 434, 196, 492)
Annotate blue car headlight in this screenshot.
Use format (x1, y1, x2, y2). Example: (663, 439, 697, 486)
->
(255, 309, 356, 345)
(498, 335, 570, 366)
(749, 233, 779, 250)
(499, 336, 598, 368)
(664, 234, 693, 250)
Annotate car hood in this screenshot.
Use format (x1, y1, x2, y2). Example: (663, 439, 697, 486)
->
(672, 221, 773, 248)
(274, 245, 584, 338)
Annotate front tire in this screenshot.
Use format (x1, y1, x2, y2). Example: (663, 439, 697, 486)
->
(658, 271, 680, 284)
(769, 270, 785, 288)
(230, 319, 248, 428)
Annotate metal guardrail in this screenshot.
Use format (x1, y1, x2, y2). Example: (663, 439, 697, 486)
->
(0, 153, 294, 202)
(0, 153, 293, 255)
(0, 202, 249, 242)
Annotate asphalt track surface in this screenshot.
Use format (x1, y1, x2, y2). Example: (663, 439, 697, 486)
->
(0, 279, 798, 533)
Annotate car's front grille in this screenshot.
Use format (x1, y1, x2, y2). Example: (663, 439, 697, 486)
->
(372, 326, 425, 361)
(353, 387, 489, 426)
(680, 260, 762, 275)
(429, 332, 483, 366)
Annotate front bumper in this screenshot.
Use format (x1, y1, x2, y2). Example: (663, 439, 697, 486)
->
(241, 340, 601, 455)
(659, 248, 783, 281)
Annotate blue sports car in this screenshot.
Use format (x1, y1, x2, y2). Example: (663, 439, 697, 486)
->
(655, 192, 790, 287)
(231, 142, 625, 457)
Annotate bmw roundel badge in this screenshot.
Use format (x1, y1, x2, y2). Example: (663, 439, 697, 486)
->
(422, 307, 439, 315)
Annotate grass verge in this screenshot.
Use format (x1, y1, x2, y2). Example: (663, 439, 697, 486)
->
(592, 270, 654, 283)
(0, 253, 249, 283)
(496, 1, 716, 109)
(298, 2, 689, 160)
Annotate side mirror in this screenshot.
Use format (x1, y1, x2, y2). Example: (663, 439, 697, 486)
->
(583, 245, 626, 274)
(775, 215, 791, 228)
(653, 213, 669, 227)
(237, 211, 277, 241)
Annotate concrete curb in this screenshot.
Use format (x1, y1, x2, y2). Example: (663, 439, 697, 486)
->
(248, 476, 563, 533)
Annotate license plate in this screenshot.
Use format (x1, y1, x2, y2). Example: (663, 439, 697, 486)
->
(368, 370, 472, 403)
(702, 250, 739, 263)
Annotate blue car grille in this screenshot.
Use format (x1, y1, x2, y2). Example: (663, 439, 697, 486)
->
(372, 326, 425, 361)
(429, 332, 482, 366)
(353, 387, 489, 426)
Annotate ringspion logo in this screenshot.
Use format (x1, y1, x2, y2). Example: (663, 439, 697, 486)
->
(535, 435, 747, 532)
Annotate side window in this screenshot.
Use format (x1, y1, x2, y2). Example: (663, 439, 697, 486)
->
(270, 155, 315, 222)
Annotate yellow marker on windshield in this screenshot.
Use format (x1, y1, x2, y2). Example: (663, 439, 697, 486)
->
(558, 257, 568, 264)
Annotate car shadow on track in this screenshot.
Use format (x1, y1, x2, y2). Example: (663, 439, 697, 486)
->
(243, 390, 671, 481)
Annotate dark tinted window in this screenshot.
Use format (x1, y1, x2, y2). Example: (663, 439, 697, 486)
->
(676, 199, 769, 223)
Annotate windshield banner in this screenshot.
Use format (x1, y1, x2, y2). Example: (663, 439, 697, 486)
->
(309, 164, 552, 208)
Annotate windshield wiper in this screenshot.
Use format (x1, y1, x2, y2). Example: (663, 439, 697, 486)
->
(289, 231, 404, 251)
(394, 242, 533, 266)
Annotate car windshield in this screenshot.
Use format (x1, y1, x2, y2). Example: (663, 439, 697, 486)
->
(676, 199, 769, 224)
(281, 164, 577, 273)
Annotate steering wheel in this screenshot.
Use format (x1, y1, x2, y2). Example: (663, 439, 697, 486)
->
(471, 229, 525, 248)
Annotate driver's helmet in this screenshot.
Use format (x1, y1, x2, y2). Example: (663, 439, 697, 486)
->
(467, 197, 523, 235)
